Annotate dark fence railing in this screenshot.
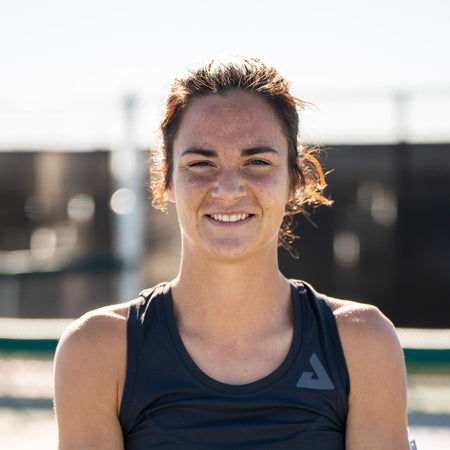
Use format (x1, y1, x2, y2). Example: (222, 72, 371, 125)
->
(0, 145, 449, 327)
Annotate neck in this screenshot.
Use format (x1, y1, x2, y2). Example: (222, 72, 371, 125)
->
(170, 245, 292, 340)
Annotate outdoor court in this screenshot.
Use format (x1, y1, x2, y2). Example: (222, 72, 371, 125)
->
(0, 353, 449, 449)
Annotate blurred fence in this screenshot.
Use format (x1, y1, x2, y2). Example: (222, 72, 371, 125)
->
(280, 143, 450, 328)
(1, 143, 450, 326)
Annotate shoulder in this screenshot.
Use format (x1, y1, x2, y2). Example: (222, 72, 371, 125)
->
(293, 281, 402, 361)
(325, 297, 409, 446)
(54, 302, 136, 448)
(298, 281, 400, 353)
(56, 302, 130, 361)
(325, 296, 407, 397)
(54, 302, 132, 413)
(325, 297, 405, 379)
(325, 297, 402, 362)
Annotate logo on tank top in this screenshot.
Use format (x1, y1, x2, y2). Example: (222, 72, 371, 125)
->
(296, 353, 335, 390)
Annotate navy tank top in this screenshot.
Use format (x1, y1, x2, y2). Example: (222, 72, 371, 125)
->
(119, 280, 350, 449)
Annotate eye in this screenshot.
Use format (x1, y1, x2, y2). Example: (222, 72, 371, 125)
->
(188, 161, 214, 168)
(247, 159, 271, 166)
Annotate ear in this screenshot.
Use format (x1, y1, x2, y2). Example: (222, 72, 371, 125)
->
(288, 153, 303, 202)
(166, 180, 176, 203)
(161, 159, 176, 203)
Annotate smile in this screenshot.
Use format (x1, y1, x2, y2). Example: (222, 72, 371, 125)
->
(209, 214, 251, 222)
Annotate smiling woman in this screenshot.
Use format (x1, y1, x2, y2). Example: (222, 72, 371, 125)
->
(54, 57, 411, 449)
(150, 57, 333, 252)
(165, 90, 292, 261)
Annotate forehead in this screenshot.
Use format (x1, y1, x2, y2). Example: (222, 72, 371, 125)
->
(173, 90, 286, 151)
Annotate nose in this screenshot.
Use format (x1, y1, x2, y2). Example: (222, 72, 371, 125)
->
(211, 169, 246, 202)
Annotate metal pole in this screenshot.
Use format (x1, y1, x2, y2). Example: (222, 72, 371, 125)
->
(110, 93, 144, 301)
(394, 91, 408, 144)
(393, 92, 412, 324)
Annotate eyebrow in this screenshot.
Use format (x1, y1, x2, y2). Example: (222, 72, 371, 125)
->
(180, 146, 280, 158)
(242, 146, 280, 157)
(181, 148, 217, 157)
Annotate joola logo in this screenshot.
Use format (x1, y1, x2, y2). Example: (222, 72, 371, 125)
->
(296, 353, 335, 390)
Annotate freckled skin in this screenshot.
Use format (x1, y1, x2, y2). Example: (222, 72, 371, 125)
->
(167, 90, 291, 262)
(54, 75, 409, 450)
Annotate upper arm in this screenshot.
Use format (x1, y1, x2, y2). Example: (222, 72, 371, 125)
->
(54, 308, 127, 450)
(335, 303, 409, 450)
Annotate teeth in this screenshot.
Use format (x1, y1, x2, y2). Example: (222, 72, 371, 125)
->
(211, 214, 250, 222)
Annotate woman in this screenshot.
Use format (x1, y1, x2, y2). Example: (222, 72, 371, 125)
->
(54, 57, 410, 449)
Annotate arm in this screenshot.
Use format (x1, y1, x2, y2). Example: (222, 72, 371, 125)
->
(334, 303, 409, 449)
(54, 307, 127, 450)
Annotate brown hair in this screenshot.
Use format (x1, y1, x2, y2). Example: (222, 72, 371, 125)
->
(150, 57, 332, 253)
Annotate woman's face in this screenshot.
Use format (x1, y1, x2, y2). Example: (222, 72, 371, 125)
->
(167, 89, 291, 262)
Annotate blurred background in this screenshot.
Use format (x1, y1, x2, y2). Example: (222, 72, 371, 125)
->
(0, 0, 449, 448)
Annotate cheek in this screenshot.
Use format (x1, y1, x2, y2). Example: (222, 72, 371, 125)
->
(250, 170, 290, 203)
(172, 172, 213, 203)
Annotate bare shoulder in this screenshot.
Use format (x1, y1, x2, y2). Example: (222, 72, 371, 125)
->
(54, 301, 132, 399)
(55, 302, 130, 380)
(54, 302, 133, 449)
(324, 296, 405, 383)
(57, 302, 129, 353)
(325, 296, 402, 360)
(325, 297, 409, 448)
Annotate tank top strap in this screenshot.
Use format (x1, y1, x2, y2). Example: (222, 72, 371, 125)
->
(119, 282, 169, 433)
(290, 279, 350, 419)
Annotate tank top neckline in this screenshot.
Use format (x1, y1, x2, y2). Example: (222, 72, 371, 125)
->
(161, 281, 303, 395)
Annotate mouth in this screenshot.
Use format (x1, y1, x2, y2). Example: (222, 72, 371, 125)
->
(207, 213, 253, 223)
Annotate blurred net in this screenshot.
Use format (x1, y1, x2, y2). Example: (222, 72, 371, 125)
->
(0, 322, 448, 448)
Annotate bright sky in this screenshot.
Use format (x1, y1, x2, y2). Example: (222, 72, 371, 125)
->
(1, 0, 449, 149)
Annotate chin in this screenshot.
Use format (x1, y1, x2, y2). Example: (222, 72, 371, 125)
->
(204, 238, 270, 262)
